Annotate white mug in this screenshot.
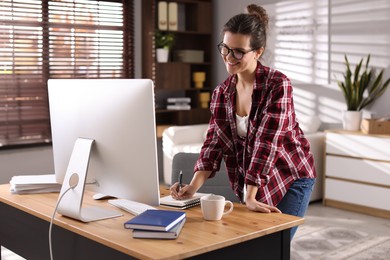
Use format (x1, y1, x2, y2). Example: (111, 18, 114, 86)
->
(200, 194, 234, 221)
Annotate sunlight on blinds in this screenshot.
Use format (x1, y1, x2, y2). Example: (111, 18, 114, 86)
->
(272, 0, 329, 84)
(0, 0, 48, 146)
(48, 0, 124, 78)
(267, 0, 390, 125)
(0, 1, 43, 78)
(0, 0, 133, 147)
(330, 0, 390, 84)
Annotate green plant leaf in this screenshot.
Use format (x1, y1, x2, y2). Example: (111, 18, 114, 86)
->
(353, 58, 363, 86)
(365, 54, 370, 70)
(336, 54, 390, 111)
(155, 30, 175, 49)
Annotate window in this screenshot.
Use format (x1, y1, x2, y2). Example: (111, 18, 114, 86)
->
(329, 0, 390, 84)
(265, 0, 390, 85)
(262, 0, 390, 125)
(0, 0, 134, 147)
(268, 0, 329, 84)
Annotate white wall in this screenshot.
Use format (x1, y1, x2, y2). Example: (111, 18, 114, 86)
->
(372, 65, 390, 117)
(0, 146, 54, 184)
(212, 0, 283, 86)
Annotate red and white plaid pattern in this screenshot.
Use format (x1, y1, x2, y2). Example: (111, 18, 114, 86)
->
(195, 61, 316, 206)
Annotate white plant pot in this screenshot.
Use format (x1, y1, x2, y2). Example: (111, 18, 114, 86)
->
(342, 111, 362, 131)
(156, 48, 169, 63)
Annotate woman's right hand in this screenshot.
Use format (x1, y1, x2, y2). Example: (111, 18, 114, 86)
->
(170, 170, 212, 200)
(169, 182, 197, 200)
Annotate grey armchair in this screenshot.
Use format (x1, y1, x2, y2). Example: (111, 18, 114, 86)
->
(171, 153, 239, 202)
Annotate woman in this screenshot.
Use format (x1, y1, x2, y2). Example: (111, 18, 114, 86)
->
(170, 4, 316, 239)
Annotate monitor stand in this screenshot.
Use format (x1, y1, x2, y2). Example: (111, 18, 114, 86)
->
(56, 138, 122, 222)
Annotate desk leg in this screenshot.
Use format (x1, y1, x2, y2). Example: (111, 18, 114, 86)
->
(192, 228, 291, 259)
(281, 229, 291, 260)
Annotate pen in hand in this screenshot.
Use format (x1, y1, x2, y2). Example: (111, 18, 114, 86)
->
(178, 170, 183, 191)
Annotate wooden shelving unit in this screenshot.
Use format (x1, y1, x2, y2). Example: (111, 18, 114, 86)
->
(142, 0, 213, 126)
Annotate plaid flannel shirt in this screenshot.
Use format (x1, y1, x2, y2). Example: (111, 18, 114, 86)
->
(195, 61, 316, 206)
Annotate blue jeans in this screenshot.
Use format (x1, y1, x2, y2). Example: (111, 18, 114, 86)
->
(277, 178, 315, 240)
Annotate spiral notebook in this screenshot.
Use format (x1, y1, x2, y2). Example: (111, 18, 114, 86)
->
(160, 193, 209, 209)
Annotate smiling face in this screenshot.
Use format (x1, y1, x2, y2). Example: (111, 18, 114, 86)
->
(221, 32, 262, 76)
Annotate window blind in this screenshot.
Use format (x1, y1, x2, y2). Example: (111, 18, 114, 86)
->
(0, 0, 134, 147)
(330, 0, 390, 84)
(269, 0, 390, 85)
(271, 0, 329, 84)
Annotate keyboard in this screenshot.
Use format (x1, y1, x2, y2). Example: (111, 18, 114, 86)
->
(108, 199, 157, 215)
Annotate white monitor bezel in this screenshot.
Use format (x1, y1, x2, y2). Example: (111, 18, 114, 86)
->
(48, 78, 160, 208)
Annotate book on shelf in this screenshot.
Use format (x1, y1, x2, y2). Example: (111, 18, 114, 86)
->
(166, 104, 191, 110)
(166, 97, 191, 110)
(167, 97, 191, 103)
(177, 3, 186, 31)
(132, 218, 186, 239)
(168, 2, 178, 31)
(158, 1, 168, 30)
(124, 209, 186, 231)
(160, 193, 209, 209)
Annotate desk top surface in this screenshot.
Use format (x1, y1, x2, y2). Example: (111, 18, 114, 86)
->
(0, 184, 303, 260)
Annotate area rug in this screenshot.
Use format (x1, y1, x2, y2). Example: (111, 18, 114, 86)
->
(291, 226, 390, 259)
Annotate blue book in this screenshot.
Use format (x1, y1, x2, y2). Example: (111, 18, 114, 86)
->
(132, 218, 186, 239)
(124, 209, 186, 231)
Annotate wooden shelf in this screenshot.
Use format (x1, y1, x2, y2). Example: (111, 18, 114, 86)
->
(155, 108, 210, 125)
(142, 0, 213, 126)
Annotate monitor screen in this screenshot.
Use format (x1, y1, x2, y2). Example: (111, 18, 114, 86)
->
(48, 79, 160, 207)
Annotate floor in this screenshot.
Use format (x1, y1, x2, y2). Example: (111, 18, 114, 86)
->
(2, 202, 389, 259)
(291, 202, 390, 259)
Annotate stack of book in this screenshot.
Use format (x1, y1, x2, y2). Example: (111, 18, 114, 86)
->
(10, 174, 61, 194)
(124, 209, 186, 239)
(166, 97, 191, 110)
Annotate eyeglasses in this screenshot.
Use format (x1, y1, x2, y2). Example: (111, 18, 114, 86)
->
(217, 42, 256, 60)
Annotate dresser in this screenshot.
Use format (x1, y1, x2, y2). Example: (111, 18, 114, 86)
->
(324, 130, 390, 219)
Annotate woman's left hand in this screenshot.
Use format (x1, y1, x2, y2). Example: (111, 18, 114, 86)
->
(245, 197, 281, 213)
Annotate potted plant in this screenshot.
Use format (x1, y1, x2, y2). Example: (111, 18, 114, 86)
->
(337, 54, 390, 131)
(155, 30, 175, 62)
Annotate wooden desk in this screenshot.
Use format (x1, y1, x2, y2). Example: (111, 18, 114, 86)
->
(0, 184, 303, 260)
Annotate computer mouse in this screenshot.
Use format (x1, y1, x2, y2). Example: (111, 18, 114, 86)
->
(92, 193, 114, 200)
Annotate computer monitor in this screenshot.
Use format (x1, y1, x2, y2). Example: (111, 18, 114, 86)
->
(48, 79, 160, 222)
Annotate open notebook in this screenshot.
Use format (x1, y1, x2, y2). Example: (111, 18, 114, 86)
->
(160, 193, 209, 209)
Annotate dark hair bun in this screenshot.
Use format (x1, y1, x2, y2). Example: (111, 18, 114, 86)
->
(247, 4, 269, 29)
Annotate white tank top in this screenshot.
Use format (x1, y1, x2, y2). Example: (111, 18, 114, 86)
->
(236, 113, 248, 202)
(236, 114, 249, 137)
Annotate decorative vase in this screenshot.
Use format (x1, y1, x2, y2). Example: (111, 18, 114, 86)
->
(156, 48, 169, 62)
(342, 111, 362, 131)
(199, 92, 210, 109)
(193, 72, 206, 88)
